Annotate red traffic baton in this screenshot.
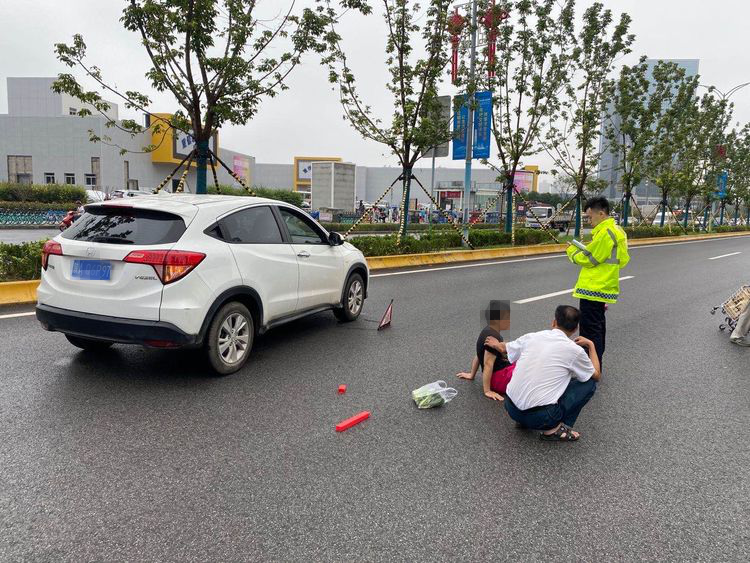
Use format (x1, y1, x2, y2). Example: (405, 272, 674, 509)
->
(335, 411, 370, 432)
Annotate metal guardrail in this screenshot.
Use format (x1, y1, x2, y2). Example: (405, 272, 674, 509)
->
(0, 209, 67, 226)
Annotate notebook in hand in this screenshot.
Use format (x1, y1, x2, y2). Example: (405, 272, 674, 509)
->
(571, 239, 588, 251)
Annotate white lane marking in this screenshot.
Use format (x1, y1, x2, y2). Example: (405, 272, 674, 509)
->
(0, 311, 35, 319)
(370, 234, 750, 278)
(708, 252, 741, 260)
(370, 254, 566, 277)
(514, 276, 635, 304)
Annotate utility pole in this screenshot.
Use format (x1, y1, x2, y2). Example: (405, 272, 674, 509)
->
(461, 0, 478, 246)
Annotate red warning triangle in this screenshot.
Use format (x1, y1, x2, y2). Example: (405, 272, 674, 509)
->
(377, 300, 393, 331)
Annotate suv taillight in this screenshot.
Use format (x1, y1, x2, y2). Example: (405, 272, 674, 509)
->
(42, 241, 63, 270)
(124, 250, 206, 284)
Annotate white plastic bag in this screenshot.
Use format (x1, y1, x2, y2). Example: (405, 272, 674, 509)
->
(412, 380, 458, 409)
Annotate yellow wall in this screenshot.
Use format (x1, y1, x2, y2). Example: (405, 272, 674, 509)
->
(523, 165, 540, 192)
(150, 113, 219, 166)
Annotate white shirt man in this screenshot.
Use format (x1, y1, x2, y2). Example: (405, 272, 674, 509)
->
(485, 305, 601, 442)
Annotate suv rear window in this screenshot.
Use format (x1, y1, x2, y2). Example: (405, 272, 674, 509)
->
(61, 207, 186, 245)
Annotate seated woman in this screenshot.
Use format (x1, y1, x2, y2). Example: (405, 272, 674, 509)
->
(456, 300, 515, 402)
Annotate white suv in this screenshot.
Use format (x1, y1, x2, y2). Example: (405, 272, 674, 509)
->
(36, 194, 369, 374)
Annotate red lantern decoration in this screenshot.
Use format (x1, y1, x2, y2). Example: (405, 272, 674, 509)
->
(482, 1, 510, 79)
(448, 9, 466, 85)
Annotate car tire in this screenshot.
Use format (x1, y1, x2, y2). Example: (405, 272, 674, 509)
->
(65, 334, 114, 351)
(334, 273, 364, 322)
(205, 302, 254, 375)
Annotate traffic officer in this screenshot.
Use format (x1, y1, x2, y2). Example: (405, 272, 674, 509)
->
(566, 196, 630, 369)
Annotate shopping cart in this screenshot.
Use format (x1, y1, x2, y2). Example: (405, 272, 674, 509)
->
(711, 285, 750, 332)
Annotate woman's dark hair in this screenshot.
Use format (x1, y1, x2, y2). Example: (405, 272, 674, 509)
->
(583, 196, 610, 215)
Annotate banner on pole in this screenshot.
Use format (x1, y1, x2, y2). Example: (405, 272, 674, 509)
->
(452, 99, 468, 160)
(473, 91, 492, 159)
(452, 91, 493, 160)
(716, 171, 728, 198)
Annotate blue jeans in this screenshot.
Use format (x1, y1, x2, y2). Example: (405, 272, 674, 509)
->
(505, 379, 597, 430)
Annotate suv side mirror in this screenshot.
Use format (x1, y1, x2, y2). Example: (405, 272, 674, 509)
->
(328, 231, 344, 246)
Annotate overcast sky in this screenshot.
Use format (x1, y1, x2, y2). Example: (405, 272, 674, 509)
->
(1, 0, 749, 182)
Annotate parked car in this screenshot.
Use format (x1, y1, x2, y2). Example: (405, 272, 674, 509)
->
(111, 189, 151, 198)
(85, 189, 107, 203)
(36, 195, 369, 374)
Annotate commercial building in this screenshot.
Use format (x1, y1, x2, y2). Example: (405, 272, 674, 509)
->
(598, 59, 700, 204)
(0, 77, 254, 192)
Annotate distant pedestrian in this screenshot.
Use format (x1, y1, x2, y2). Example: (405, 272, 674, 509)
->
(566, 197, 629, 369)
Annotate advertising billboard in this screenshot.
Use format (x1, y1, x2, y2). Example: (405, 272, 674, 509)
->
(513, 170, 534, 192)
(233, 155, 251, 184)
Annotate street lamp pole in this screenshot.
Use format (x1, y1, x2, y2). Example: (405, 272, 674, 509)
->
(461, 0, 478, 247)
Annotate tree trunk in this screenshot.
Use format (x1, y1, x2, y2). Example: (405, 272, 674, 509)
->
(622, 190, 631, 227)
(504, 178, 513, 233)
(659, 196, 667, 228)
(398, 167, 412, 237)
(683, 197, 692, 229)
(195, 139, 209, 195)
(703, 198, 711, 232)
(574, 191, 582, 239)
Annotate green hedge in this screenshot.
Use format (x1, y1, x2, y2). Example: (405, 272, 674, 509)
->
(322, 221, 502, 233)
(208, 185, 304, 207)
(0, 183, 87, 204)
(0, 201, 79, 212)
(348, 228, 551, 256)
(0, 241, 46, 282)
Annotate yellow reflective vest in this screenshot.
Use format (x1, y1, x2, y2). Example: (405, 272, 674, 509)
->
(566, 217, 630, 304)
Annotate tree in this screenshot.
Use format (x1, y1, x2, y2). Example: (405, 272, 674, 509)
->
(53, 0, 364, 193)
(325, 0, 453, 238)
(603, 58, 651, 227)
(725, 124, 750, 225)
(462, 0, 576, 233)
(539, 2, 633, 238)
(642, 62, 701, 228)
(675, 92, 730, 228)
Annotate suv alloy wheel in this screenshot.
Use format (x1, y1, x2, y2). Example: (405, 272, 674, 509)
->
(205, 302, 254, 375)
(334, 273, 364, 322)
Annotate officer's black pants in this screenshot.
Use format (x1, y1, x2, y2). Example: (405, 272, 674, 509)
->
(579, 299, 605, 368)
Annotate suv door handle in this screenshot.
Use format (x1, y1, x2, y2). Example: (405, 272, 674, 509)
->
(297, 250, 311, 258)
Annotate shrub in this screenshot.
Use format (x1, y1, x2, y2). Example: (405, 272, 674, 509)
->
(0, 241, 46, 282)
(0, 201, 79, 212)
(0, 183, 87, 204)
(208, 185, 304, 207)
(349, 233, 463, 257)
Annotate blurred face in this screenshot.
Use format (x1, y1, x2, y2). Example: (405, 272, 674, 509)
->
(586, 207, 608, 227)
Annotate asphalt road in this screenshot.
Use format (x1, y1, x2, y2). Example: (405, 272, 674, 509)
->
(1, 235, 749, 561)
(0, 228, 59, 244)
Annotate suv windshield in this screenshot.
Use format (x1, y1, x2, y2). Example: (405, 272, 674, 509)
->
(62, 207, 186, 245)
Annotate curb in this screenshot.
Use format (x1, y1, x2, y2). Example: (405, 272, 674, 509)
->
(365, 231, 750, 270)
(0, 280, 40, 305)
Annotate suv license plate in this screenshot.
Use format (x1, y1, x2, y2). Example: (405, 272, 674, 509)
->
(72, 260, 111, 281)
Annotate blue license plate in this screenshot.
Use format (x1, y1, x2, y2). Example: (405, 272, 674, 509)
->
(72, 260, 111, 281)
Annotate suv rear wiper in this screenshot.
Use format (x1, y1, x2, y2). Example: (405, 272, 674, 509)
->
(88, 236, 134, 245)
